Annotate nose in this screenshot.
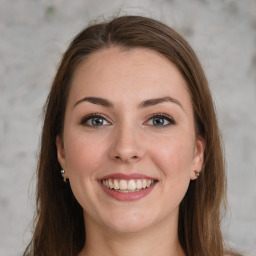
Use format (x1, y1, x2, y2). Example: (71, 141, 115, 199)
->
(108, 123, 145, 163)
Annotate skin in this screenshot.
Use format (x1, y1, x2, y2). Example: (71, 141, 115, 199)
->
(56, 47, 205, 256)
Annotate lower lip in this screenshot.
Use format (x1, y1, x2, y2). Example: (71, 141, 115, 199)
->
(98, 181, 157, 201)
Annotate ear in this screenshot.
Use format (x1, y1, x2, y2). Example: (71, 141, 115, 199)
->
(190, 136, 205, 180)
(56, 135, 68, 178)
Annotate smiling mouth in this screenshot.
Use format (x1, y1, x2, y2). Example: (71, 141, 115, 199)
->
(101, 179, 158, 193)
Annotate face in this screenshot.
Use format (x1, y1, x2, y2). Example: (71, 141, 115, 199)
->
(56, 47, 204, 234)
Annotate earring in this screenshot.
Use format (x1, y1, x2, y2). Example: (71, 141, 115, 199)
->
(194, 171, 200, 178)
(60, 169, 67, 183)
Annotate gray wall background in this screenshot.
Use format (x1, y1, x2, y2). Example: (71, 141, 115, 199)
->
(0, 0, 255, 255)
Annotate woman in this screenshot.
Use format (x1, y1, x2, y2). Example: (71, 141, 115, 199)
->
(23, 16, 242, 256)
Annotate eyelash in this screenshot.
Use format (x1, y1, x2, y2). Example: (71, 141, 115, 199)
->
(80, 113, 176, 128)
(145, 113, 176, 127)
(80, 113, 111, 127)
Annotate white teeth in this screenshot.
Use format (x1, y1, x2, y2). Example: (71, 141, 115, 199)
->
(109, 179, 114, 189)
(136, 180, 142, 189)
(102, 178, 156, 192)
(114, 179, 119, 190)
(128, 180, 136, 190)
(142, 179, 147, 188)
(120, 179, 128, 190)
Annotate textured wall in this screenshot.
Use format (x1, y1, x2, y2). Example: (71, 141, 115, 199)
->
(0, 0, 255, 255)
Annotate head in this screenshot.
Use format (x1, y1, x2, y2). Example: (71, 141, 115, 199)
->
(28, 16, 226, 256)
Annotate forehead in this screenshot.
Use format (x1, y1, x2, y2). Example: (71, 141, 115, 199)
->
(68, 46, 192, 111)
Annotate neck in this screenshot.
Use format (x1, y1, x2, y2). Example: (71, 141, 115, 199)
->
(78, 214, 185, 256)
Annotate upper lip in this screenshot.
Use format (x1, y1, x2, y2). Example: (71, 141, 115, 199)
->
(99, 173, 158, 180)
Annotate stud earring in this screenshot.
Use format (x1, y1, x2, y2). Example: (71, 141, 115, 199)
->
(60, 169, 67, 183)
(194, 171, 200, 178)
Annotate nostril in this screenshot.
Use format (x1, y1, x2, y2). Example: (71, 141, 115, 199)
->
(114, 155, 139, 160)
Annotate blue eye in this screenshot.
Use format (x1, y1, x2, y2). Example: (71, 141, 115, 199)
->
(80, 114, 110, 127)
(146, 114, 175, 127)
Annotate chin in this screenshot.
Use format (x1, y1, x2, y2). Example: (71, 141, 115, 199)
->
(101, 209, 153, 234)
(107, 220, 150, 234)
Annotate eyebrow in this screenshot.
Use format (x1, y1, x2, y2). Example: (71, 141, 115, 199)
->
(73, 96, 183, 110)
(73, 97, 114, 108)
(138, 96, 183, 110)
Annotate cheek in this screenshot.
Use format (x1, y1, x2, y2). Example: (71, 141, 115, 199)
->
(63, 132, 108, 212)
(64, 131, 107, 177)
(150, 135, 194, 177)
(147, 135, 195, 214)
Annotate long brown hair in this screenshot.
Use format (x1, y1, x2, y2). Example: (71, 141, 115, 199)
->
(24, 15, 242, 256)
